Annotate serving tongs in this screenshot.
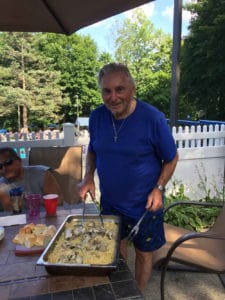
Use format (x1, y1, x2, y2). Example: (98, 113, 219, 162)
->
(82, 197, 104, 228)
(127, 210, 148, 242)
(82, 200, 86, 227)
(91, 198, 104, 228)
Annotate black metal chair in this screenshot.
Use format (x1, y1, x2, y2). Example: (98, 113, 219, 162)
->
(152, 201, 225, 300)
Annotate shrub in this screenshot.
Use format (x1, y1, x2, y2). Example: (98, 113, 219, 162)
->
(164, 182, 222, 232)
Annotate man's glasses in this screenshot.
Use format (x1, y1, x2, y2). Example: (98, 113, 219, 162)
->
(0, 158, 16, 170)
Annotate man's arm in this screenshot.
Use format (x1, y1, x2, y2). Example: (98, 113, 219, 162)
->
(155, 151, 179, 188)
(78, 150, 96, 200)
(0, 183, 12, 211)
(0, 190, 12, 211)
(146, 152, 179, 211)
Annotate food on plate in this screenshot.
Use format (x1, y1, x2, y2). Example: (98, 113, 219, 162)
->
(46, 219, 118, 265)
(12, 223, 56, 248)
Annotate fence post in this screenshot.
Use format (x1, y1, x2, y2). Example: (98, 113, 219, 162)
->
(63, 123, 75, 146)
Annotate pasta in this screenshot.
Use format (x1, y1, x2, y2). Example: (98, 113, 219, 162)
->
(46, 219, 119, 265)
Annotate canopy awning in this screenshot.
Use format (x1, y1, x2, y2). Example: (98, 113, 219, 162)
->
(0, 0, 153, 35)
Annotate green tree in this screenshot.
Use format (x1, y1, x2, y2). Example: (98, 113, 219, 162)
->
(0, 32, 64, 131)
(37, 33, 103, 122)
(180, 0, 225, 120)
(114, 9, 172, 116)
(98, 51, 113, 67)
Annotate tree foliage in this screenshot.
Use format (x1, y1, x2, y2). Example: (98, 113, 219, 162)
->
(114, 8, 172, 116)
(37, 33, 102, 122)
(180, 0, 225, 120)
(0, 32, 105, 130)
(0, 32, 64, 131)
(3, 2, 225, 130)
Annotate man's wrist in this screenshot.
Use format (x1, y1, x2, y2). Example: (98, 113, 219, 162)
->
(155, 184, 166, 193)
(84, 173, 94, 182)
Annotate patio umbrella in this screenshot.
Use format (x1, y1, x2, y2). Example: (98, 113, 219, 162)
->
(0, 0, 153, 35)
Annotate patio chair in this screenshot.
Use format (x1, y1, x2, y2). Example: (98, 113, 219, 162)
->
(152, 201, 225, 300)
(29, 146, 82, 205)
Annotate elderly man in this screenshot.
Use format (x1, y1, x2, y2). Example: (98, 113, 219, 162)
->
(78, 62, 178, 292)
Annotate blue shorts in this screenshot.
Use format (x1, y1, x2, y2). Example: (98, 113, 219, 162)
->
(101, 203, 165, 252)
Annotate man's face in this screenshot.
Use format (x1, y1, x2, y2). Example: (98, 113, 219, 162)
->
(0, 153, 21, 180)
(100, 71, 135, 119)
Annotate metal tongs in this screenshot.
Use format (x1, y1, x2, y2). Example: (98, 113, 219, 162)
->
(91, 198, 104, 228)
(82, 200, 86, 227)
(127, 210, 148, 242)
(82, 195, 104, 228)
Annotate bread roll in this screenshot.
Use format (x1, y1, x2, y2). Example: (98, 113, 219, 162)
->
(33, 224, 46, 235)
(13, 233, 26, 244)
(24, 223, 35, 234)
(18, 228, 26, 235)
(24, 234, 36, 248)
(12, 224, 56, 248)
(42, 225, 56, 237)
(24, 223, 35, 229)
(34, 234, 51, 247)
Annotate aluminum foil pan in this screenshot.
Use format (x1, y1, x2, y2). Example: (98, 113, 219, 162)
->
(36, 214, 121, 276)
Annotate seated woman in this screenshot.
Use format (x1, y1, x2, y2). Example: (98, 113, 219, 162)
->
(0, 147, 62, 211)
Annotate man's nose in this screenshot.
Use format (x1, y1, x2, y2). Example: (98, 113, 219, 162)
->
(110, 90, 118, 101)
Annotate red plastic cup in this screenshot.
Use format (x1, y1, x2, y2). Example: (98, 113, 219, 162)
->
(43, 194, 58, 216)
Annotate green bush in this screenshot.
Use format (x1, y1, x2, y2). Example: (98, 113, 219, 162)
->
(164, 183, 222, 232)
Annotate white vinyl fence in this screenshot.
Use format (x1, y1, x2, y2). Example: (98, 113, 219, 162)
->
(0, 123, 224, 201)
(168, 124, 225, 200)
(0, 123, 76, 165)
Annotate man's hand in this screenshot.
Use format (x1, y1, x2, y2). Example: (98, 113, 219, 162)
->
(145, 188, 163, 212)
(77, 177, 95, 201)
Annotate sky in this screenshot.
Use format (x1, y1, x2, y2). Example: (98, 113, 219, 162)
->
(77, 0, 194, 53)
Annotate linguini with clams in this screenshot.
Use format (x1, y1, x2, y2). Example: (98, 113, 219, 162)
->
(46, 219, 119, 265)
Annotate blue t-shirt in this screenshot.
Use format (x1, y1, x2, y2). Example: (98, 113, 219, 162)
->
(89, 100, 177, 218)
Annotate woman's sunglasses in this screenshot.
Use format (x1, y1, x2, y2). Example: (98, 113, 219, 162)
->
(0, 158, 17, 170)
